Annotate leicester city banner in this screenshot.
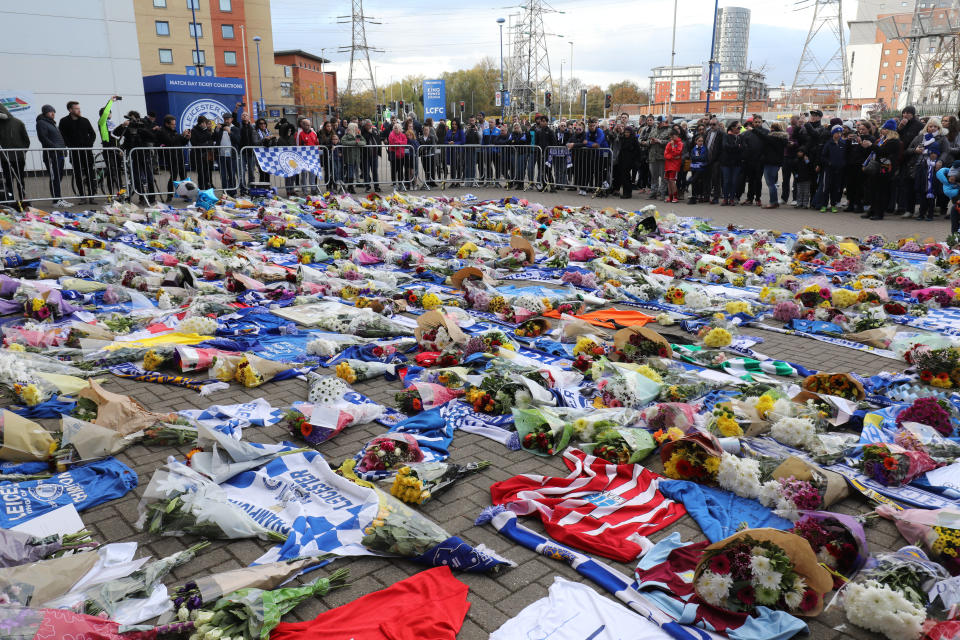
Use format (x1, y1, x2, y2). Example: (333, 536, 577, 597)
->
(253, 146, 325, 177)
(423, 79, 446, 121)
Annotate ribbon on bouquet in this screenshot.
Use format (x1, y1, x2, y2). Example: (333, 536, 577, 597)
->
(108, 363, 229, 396)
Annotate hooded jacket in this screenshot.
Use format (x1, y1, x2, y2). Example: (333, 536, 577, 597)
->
(0, 105, 29, 152)
(36, 113, 65, 149)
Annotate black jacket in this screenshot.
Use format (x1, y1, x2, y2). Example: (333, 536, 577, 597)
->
(191, 123, 213, 148)
(704, 127, 723, 164)
(719, 132, 742, 167)
(554, 129, 571, 146)
(617, 133, 641, 165)
(898, 118, 923, 153)
(157, 126, 189, 147)
(795, 156, 815, 182)
(801, 121, 825, 162)
(213, 124, 241, 150)
(875, 136, 903, 173)
(739, 128, 764, 166)
(36, 114, 65, 148)
(0, 105, 29, 152)
(58, 115, 96, 148)
(237, 122, 256, 148)
(846, 134, 874, 167)
(361, 125, 381, 157)
(755, 128, 788, 167)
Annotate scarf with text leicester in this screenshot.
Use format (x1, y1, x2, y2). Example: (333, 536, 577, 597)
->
(222, 451, 510, 572)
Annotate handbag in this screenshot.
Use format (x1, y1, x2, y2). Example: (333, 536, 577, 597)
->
(862, 158, 880, 176)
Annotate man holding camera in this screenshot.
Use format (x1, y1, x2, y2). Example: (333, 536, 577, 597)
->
(114, 110, 158, 205)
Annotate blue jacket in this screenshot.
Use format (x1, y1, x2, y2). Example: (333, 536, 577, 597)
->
(483, 126, 500, 144)
(936, 167, 960, 200)
(446, 129, 465, 145)
(507, 131, 528, 145)
(820, 138, 846, 169)
(583, 127, 608, 149)
(690, 144, 708, 171)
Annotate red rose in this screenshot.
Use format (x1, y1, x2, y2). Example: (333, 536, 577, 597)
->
(709, 554, 731, 575)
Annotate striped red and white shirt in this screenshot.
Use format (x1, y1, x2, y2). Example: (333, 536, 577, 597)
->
(490, 448, 686, 563)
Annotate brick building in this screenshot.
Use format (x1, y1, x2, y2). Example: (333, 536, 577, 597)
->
(273, 50, 338, 122)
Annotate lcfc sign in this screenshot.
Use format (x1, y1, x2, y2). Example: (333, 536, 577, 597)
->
(423, 79, 446, 120)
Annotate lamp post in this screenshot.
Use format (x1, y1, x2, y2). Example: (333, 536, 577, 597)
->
(705, 0, 719, 116)
(190, 1, 202, 76)
(559, 59, 564, 120)
(320, 47, 328, 111)
(252, 36, 264, 117)
(497, 17, 505, 119)
(568, 41, 573, 118)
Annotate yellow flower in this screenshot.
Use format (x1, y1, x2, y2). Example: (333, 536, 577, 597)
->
(666, 427, 685, 441)
(421, 293, 442, 310)
(703, 327, 732, 348)
(5, 344, 25, 352)
(19, 384, 42, 406)
(831, 288, 858, 308)
(663, 452, 681, 478)
(717, 416, 743, 437)
(755, 395, 775, 418)
(335, 362, 357, 384)
(457, 242, 478, 259)
(31, 298, 44, 312)
(704, 456, 720, 475)
(725, 301, 751, 315)
(635, 364, 663, 383)
(143, 350, 167, 371)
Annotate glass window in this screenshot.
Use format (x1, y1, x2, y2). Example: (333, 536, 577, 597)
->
(192, 49, 205, 65)
(884, 49, 890, 54)
(283, 65, 291, 77)
(159, 48, 173, 64)
(155, 21, 169, 36)
(187, 0, 199, 8)
(878, 85, 887, 92)
(883, 61, 889, 67)
(881, 73, 887, 79)
(280, 82, 292, 97)
(896, 60, 902, 66)
(898, 49, 904, 54)
(220, 0, 232, 10)
(154, 0, 167, 7)
(189, 22, 202, 37)
(221, 24, 234, 38)
(224, 51, 237, 66)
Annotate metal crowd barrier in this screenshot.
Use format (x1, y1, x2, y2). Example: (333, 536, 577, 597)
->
(545, 145, 613, 193)
(0, 146, 126, 206)
(330, 144, 415, 192)
(129, 145, 247, 202)
(414, 144, 544, 191)
(239, 145, 329, 197)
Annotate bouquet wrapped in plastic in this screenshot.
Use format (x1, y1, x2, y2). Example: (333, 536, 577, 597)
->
(789, 511, 869, 585)
(859, 442, 938, 487)
(355, 433, 425, 473)
(659, 430, 723, 483)
(877, 504, 960, 575)
(694, 528, 833, 616)
(582, 427, 655, 465)
(390, 461, 490, 504)
(840, 548, 949, 640)
(801, 372, 866, 401)
(513, 406, 573, 456)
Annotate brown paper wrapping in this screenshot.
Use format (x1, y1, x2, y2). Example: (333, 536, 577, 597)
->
(186, 557, 320, 603)
(726, 400, 770, 437)
(0, 551, 100, 606)
(612, 325, 673, 360)
(0, 411, 55, 462)
(451, 267, 497, 290)
(77, 380, 174, 436)
(801, 372, 865, 401)
(498, 235, 535, 264)
(560, 313, 609, 342)
(771, 456, 849, 507)
(241, 353, 294, 384)
(414, 310, 468, 345)
(843, 326, 897, 349)
(695, 528, 834, 617)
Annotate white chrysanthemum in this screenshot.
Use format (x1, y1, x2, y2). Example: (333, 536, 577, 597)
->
(844, 581, 926, 640)
(685, 291, 711, 309)
(307, 338, 339, 357)
(749, 554, 773, 578)
(696, 570, 733, 607)
(179, 315, 219, 335)
(770, 416, 817, 449)
(755, 570, 783, 590)
(758, 480, 782, 508)
(716, 453, 762, 499)
(158, 291, 172, 310)
(784, 588, 803, 610)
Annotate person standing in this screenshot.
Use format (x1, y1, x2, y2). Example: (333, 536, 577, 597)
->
(97, 96, 124, 196)
(687, 134, 709, 204)
(817, 125, 847, 213)
(647, 118, 671, 200)
(297, 118, 321, 195)
(895, 105, 925, 215)
(861, 119, 903, 221)
(190, 116, 214, 190)
(360, 119, 382, 192)
(737, 118, 763, 206)
(844, 121, 873, 213)
(156, 115, 191, 202)
(0, 103, 29, 208)
(755, 122, 788, 209)
(339, 122, 365, 193)
(36, 105, 70, 208)
(58, 101, 97, 203)
(274, 117, 298, 196)
(213, 112, 240, 196)
(612, 125, 640, 199)
(719, 122, 743, 206)
(901, 116, 944, 219)
(662, 130, 683, 203)
(781, 115, 800, 204)
(235, 107, 257, 194)
(387, 123, 407, 188)
(582, 118, 609, 193)
(704, 117, 723, 204)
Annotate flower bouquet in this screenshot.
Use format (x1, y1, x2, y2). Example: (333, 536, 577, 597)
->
(361, 485, 513, 572)
(355, 434, 425, 473)
(705, 403, 759, 438)
(694, 529, 833, 616)
(494, 236, 535, 270)
(414, 310, 466, 352)
(571, 335, 609, 372)
(841, 549, 948, 640)
(893, 422, 960, 463)
(233, 353, 297, 388)
(877, 504, 960, 576)
(756, 456, 849, 520)
(583, 427, 655, 465)
(770, 415, 820, 450)
(334, 359, 396, 384)
(801, 372, 865, 401)
(395, 382, 463, 415)
(591, 358, 663, 410)
(643, 402, 698, 433)
(142, 347, 175, 371)
(896, 397, 956, 437)
(514, 318, 550, 338)
(463, 368, 552, 415)
(185, 569, 349, 640)
(789, 512, 868, 586)
(610, 326, 672, 363)
(905, 345, 960, 388)
(0, 411, 56, 462)
(135, 461, 288, 542)
(697, 316, 736, 349)
(390, 461, 490, 504)
(859, 443, 938, 487)
(513, 406, 574, 456)
(659, 430, 723, 482)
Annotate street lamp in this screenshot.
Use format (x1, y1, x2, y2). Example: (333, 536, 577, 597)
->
(252, 36, 264, 116)
(568, 41, 573, 118)
(320, 47, 328, 113)
(497, 17, 505, 119)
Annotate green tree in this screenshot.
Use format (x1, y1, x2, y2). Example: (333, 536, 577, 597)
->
(607, 80, 648, 113)
(585, 86, 605, 118)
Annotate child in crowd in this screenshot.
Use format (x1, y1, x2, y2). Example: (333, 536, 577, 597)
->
(687, 135, 708, 204)
(794, 149, 813, 208)
(936, 160, 960, 234)
(663, 131, 684, 204)
(916, 141, 941, 221)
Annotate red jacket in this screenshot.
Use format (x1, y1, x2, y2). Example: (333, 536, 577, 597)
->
(664, 139, 683, 172)
(296, 129, 319, 146)
(387, 130, 408, 159)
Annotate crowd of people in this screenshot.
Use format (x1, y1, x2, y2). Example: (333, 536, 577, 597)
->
(4, 96, 960, 232)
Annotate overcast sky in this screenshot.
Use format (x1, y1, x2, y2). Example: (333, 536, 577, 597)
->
(271, 0, 855, 91)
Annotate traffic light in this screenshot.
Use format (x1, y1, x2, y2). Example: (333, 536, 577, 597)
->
(459, 101, 465, 111)
(398, 100, 404, 113)
(545, 92, 552, 107)
(604, 94, 612, 109)
(580, 89, 587, 107)
(528, 101, 534, 113)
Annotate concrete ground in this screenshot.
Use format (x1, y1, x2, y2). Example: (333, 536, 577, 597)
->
(19, 183, 924, 638)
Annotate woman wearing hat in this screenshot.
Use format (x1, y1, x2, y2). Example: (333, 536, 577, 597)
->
(860, 119, 902, 221)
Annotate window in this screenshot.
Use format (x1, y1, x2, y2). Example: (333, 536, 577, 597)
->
(155, 20, 169, 36)
(159, 48, 173, 64)
(280, 82, 292, 98)
(883, 61, 889, 67)
(884, 48, 890, 54)
(881, 73, 887, 79)
(220, 0, 232, 10)
(189, 22, 202, 37)
(186, 0, 199, 8)
(283, 65, 291, 77)
(879, 85, 887, 92)
(154, 0, 166, 7)
(896, 60, 902, 66)
(224, 51, 237, 66)
(192, 49, 206, 65)
(898, 49, 904, 54)
(221, 24, 234, 38)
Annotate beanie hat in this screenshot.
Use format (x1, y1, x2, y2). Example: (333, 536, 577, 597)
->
(843, 120, 854, 129)
(41, 104, 55, 115)
(951, 166, 960, 179)
(831, 125, 843, 134)
(882, 118, 898, 131)
(902, 105, 917, 116)
(928, 141, 942, 156)
(829, 117, 843, 126)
